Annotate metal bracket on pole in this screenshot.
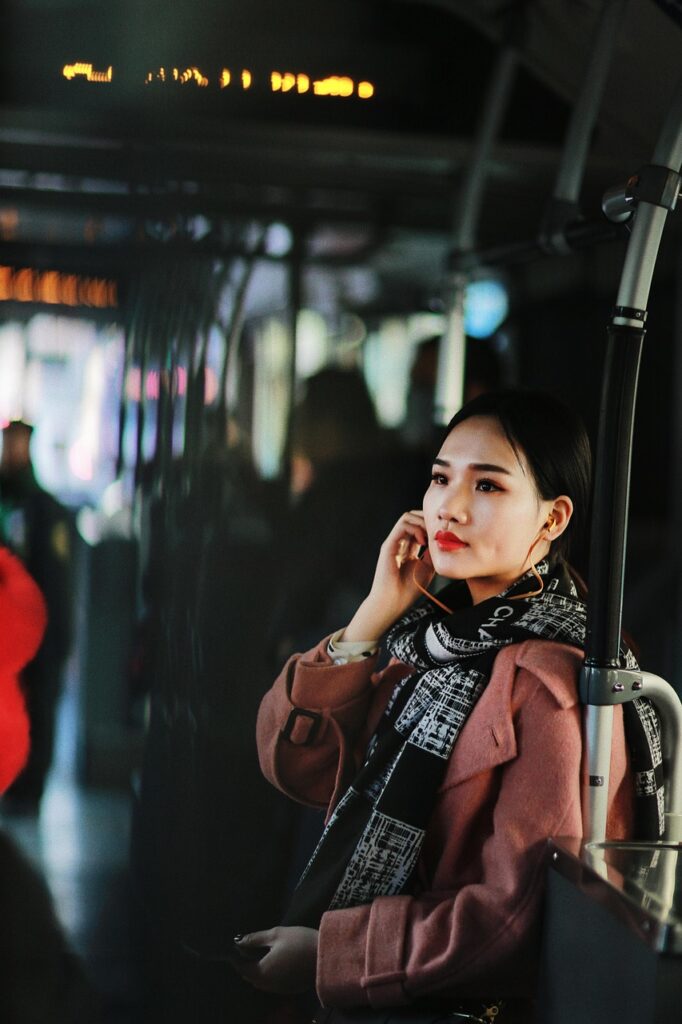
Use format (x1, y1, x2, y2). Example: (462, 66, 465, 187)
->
(579, 665, 644, 705)
(640, 672, 682, 841)
(580, 666, 682, 841)
(602, 165, 682, 224)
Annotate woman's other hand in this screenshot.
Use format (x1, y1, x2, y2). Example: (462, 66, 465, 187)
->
(231, 926, 319, 994)
(342, 510, 434, 642)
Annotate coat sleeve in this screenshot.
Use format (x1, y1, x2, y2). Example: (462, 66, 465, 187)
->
(315, 666, 591, 1009)
(256, 637, 399, 810)
(0, 547, 48, 792)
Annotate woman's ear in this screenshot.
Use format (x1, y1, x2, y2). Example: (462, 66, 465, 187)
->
(546, 496, 573, 538)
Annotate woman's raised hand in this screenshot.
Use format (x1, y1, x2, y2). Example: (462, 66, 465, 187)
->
(342, 510, 434, 642)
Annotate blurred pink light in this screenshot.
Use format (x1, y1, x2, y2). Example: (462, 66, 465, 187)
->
(145, 370, 160, 400)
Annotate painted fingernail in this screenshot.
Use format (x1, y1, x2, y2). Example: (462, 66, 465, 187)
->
(417, 545, 426, 559)
(233, 934, 244, 943)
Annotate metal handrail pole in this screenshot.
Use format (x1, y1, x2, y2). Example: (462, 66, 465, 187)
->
(540, 0, 626, 255)
(581, 706, 615, 845)
(581, 324, 643, 843)
(434, 42, 518, 426)
(452, 45, 519, 252)
(582, 74, 682, 842)
(615, 205, 671, 316)
(553, 0, 627, 205)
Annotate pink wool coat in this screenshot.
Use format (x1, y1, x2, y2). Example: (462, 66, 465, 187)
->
(257, 636, 634, 1010)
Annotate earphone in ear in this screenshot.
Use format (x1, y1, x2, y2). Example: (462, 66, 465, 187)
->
(546, 513, 556, 532)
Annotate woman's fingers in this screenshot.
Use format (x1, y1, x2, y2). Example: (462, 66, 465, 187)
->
(236, 929, 276, 947)
(390, 511, 427, 540)
(232, 926, 319, 995)
(387, 512, 428, 564)
(230, 929, 275, 980)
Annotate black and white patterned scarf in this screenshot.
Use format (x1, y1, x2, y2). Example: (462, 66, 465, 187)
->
(283, 559, 663, 929)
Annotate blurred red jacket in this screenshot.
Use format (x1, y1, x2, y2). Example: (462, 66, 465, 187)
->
(0, 546, 47, 792)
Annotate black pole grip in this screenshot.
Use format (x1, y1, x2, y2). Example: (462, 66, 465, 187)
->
(586, 324, 645, 667)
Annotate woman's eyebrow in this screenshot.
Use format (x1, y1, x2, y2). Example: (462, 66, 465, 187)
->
(432, 458, 512, 476)
(470, 462, 512, 475)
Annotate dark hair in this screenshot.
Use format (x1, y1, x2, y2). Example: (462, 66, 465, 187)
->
(291, 368, 383, 464)
(445, 389, 592, 565)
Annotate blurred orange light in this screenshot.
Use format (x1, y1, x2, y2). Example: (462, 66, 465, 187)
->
(145, 67, 166, 85)
(61, 60, 374, 101)
(61, 275, 79, 306)
(313, 76, 353, 97)
(62, 62, 112, 83)
(0, 266, 11, 301)
(173, 67, 208, 86)
(0, 265, 116, 307)
(91, 280, 107, 306)
(39, 271, 60, 304)
(91, 66, 113, 83)
(15, 270, 33, 302)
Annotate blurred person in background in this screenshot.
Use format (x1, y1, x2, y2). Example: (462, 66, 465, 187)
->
(264, 369, 416, 915)
(0, 420, 73, 815)
(0, 544, 46, 798)
(401, 335, 504, 506)
(0, 546, 95, 1020)
(268, 368, 412, 666)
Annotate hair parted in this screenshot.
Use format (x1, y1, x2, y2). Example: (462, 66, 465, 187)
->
(445, 389, 592, 564)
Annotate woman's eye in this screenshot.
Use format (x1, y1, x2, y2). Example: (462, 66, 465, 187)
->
(430, 472, 447, 485)
(476, 478, 502, 493)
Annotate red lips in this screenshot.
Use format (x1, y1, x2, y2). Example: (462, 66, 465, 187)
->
(434, 530, 468, 551)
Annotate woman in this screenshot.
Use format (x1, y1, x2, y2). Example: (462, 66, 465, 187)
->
(233, 391, 657, 1021)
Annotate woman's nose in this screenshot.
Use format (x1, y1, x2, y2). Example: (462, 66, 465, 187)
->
(438, 499, 468, 525)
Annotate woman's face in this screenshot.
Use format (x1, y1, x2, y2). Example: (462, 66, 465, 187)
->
(422, 415, 559, 604)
